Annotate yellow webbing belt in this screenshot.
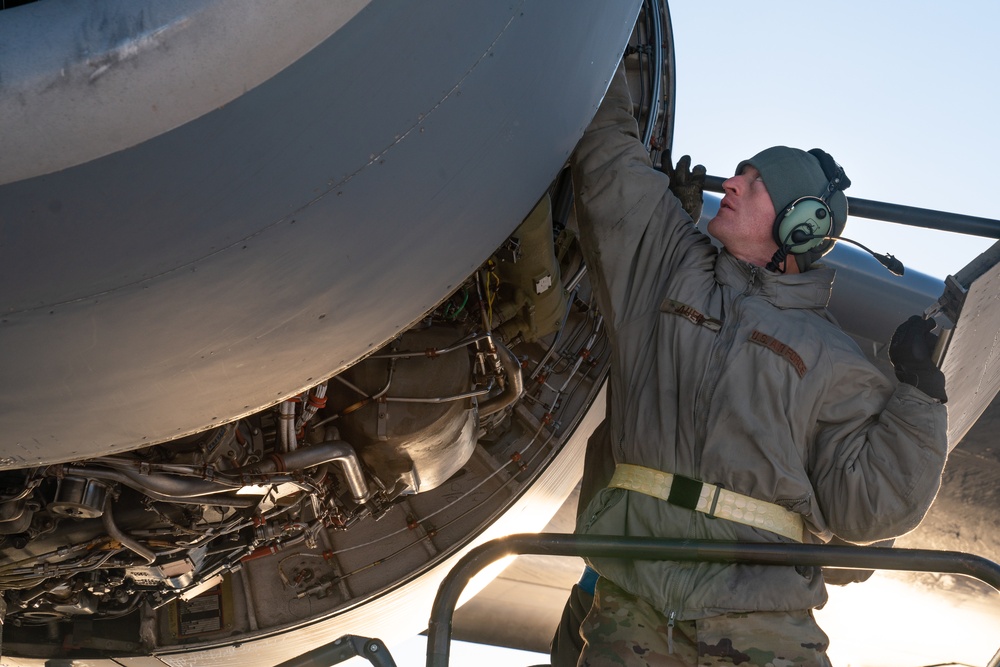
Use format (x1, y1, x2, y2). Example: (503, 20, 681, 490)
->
(609, 463, 804, 543)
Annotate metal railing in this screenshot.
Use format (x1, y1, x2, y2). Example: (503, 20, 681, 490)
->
(282, 533, 1000, 666)
(427, 533, 1000, 667)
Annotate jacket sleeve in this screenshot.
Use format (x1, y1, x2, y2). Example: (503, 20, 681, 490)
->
(808, 353, 948, 544)
(570, 66, 715, 333)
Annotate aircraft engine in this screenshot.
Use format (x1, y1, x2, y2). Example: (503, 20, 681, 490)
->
(0, 0, 661, 659)
(330, 325, 486, 498)
(0, 326, 497, 621)
(0, 192, 611, 661)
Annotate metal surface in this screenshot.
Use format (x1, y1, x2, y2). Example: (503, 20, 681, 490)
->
(0, 0, 642, 467)
(330, 326, 478, 494)
(274, 635, 395, 667)
(824, 243, 944, 346)
(156, 384, 603, 667)
(428, 534, 1000, 667)
(937, 239, 1000, 447)
(849, 197, 1000, 239)
(636, 3, 663, 149)
(0, 379, 604, 666)
(0, 1, 633, 661)
(624, 0, 676, 169)
(0, 0, 372, 185)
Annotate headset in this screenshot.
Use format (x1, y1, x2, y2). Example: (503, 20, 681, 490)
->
(766, 149, 904, 276)
(772, 148, 850, 255)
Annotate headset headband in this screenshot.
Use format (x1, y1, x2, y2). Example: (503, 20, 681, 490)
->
(807, 148, 851, 203)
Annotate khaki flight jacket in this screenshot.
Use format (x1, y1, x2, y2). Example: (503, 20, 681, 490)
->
(571, 67, 948, 620)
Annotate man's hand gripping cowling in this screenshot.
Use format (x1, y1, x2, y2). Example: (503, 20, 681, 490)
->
(660, 150, 707, 223)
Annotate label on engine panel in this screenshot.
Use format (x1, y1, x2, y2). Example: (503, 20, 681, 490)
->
(168, 577, 234, 639)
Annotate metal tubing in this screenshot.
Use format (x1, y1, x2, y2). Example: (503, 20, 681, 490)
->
(64, 465, 233, 499)
(65, 440, 370, 505)
(368, 333, 491, 360)
(275, 634, 396, 667)
(247, 440, 370, 504)
(703, 175, 1000, 238)
(476, 341, 524, 418)
(279, 400, 298, 453)
(384, 380, 493, 405)
(102, 498, 156, 565)
(426, 533, 1000, 667)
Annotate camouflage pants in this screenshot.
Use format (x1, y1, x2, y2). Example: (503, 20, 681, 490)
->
(578, 578, 832, 666)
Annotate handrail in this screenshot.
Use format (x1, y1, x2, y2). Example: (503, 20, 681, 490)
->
(275, 635, 395, 667)
(426, 533, 1000, 667)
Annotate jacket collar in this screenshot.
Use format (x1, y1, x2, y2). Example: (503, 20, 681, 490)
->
(715, 250, 835, 309)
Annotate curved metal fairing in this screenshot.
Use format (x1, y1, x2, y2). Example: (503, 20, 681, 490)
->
(0, 0, 640, 466)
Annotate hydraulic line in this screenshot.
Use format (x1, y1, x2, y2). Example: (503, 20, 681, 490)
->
(368, 333, 491, 360)
(61, 440, 370, 505)
(102, 497, 156, 565)
(385, 382, 493, 405)
(246, 440, 370, 504)
(476, 341, 524, 418)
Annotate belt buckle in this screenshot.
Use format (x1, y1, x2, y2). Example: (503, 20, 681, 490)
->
(666, 474, 703, 511)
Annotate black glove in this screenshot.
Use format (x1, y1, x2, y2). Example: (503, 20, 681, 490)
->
(889, 315, 947, 403)
(660, 150, 706, 222)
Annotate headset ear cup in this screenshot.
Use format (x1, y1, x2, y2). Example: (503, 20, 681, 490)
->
(773, 197, 835, 254)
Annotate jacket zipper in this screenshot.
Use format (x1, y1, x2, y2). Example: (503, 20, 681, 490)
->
(694, 265, 757, 458)
(743, 266, 758, 296)
(666, 610, 676, 654)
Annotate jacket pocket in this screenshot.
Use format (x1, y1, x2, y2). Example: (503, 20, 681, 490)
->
(578, 487, 626, 534)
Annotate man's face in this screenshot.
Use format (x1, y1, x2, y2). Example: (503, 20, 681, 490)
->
(706, 165, 779, 267)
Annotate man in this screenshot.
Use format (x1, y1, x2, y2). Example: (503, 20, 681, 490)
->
(566, 65, 948, 665)
(550, 419, 612, 667)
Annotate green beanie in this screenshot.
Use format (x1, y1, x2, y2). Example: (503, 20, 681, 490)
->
(736, 146, 848, 271)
